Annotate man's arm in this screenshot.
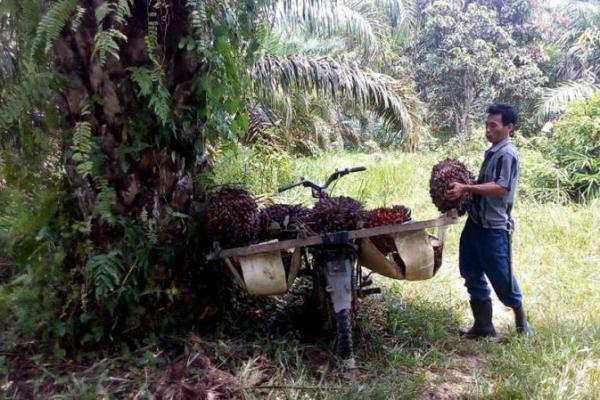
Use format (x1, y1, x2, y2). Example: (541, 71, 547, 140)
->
(445, 181, 508, 201)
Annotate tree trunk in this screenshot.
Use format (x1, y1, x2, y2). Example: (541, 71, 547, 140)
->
(454, 66, 475, 146)
(49, 0, 230, 342)
(55, 1, 203, 225)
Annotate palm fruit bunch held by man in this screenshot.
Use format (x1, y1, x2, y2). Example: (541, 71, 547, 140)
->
(429, 158, 475, 216)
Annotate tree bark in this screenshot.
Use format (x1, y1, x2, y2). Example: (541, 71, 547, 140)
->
(54, 1, 204, 224)
(454, 66, 475, 146)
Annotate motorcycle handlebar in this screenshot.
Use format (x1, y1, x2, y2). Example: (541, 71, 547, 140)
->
(348, 166, 366, 173)
(278, 180, 305, 193)
(324, 166, 367, 187)
(278, 166, 367, 193)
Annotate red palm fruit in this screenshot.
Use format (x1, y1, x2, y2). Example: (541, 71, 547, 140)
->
(204, 187, 259, 247)
(429, 158, 475, 216)
(307, 196, 365, 233)
(364, 205, 412, 254)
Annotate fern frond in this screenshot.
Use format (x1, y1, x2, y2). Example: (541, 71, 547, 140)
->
(30, 0, 78, 63)
(95, 2, 115, 25)
(128, 66, 171, 126)
(128, 66, 155, 96)
(86, 250, 125, 299)
(96, 177, 117, 224)
(129, 10, 172, 127)
(115, 0, 133, 25)
(71, 121, 94, 178)
(187, 0, 208, 32)
(185, 0, 212, 53)
(92, 1, 132, 66)
(119, 217, 156, 272)
(71, 6, 86, 32)
(149, 86, 171, 126)
(92, 28, 127, 65)
(145, 10, 161, 69)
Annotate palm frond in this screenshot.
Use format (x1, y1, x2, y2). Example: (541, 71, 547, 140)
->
(536, 80, 600, 121)
(30, 0, 78, 64)
(564, 1, 600, 33)
(272, 0, 378, 57)
(252, 55, 423, 138)
(373, 0, 413, 27)
(264, 31, 348, 57)
(557, 1, 600, 81)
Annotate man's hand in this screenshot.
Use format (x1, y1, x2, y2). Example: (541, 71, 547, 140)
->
(445, 181, 468, 201)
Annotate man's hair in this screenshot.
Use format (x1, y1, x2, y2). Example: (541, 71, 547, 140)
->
(487, 103, 518, 126)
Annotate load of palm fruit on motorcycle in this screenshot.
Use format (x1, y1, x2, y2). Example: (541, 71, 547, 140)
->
(204, 157, 475, 248)
(204, 187, 416, 252)
(204, 188, 370, 246)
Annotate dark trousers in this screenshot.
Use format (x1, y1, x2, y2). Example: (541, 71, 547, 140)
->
(459, 219, 522, 308)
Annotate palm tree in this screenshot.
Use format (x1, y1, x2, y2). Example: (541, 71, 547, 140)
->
(252, 55, 421, 138)
(538, 0, 600, 119)
(252, 0, 424, 151)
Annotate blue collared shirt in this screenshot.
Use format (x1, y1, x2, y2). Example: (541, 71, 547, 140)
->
(468, 138, 519, 230)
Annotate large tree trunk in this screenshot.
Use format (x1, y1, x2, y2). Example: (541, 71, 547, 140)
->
(55, 1, 202, 225)
(49, 0, 230, 343)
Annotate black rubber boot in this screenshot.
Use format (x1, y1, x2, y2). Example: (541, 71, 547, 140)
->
(459, 299, 497, 339)
(513, 304, 534, 335)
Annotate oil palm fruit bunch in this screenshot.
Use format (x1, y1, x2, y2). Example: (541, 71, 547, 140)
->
(308, 196, 365, 233)
(258, 204, 310, 240)
(364, 206, 412, 254)
(429, 158, 475, 216)
(204, 187, 259, 247)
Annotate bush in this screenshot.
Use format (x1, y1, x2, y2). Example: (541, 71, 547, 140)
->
(0, 154, 227, 354)
(511, 135, 570, 203)
(201, 142, 294, 196)
(0, 165, 77, 354)
(547, 94, 600, 201)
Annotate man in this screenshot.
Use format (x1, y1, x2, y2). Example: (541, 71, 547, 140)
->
(445, 103, 533, 338)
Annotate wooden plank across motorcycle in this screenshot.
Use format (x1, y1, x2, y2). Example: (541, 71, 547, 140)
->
(206, 209, 458, 260)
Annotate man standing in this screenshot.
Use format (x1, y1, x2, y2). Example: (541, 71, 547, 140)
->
(445, 103, 533, 338)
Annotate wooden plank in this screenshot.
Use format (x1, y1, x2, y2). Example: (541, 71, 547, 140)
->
(348, 215, 458, 239)
(207, 235, 322, 260)
(206, 212, 459, 260)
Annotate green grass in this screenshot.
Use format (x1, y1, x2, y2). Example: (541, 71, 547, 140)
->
(2, 149, 599, 399)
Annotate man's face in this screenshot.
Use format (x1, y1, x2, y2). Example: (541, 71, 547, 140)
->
(485, 113, 512, 144)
